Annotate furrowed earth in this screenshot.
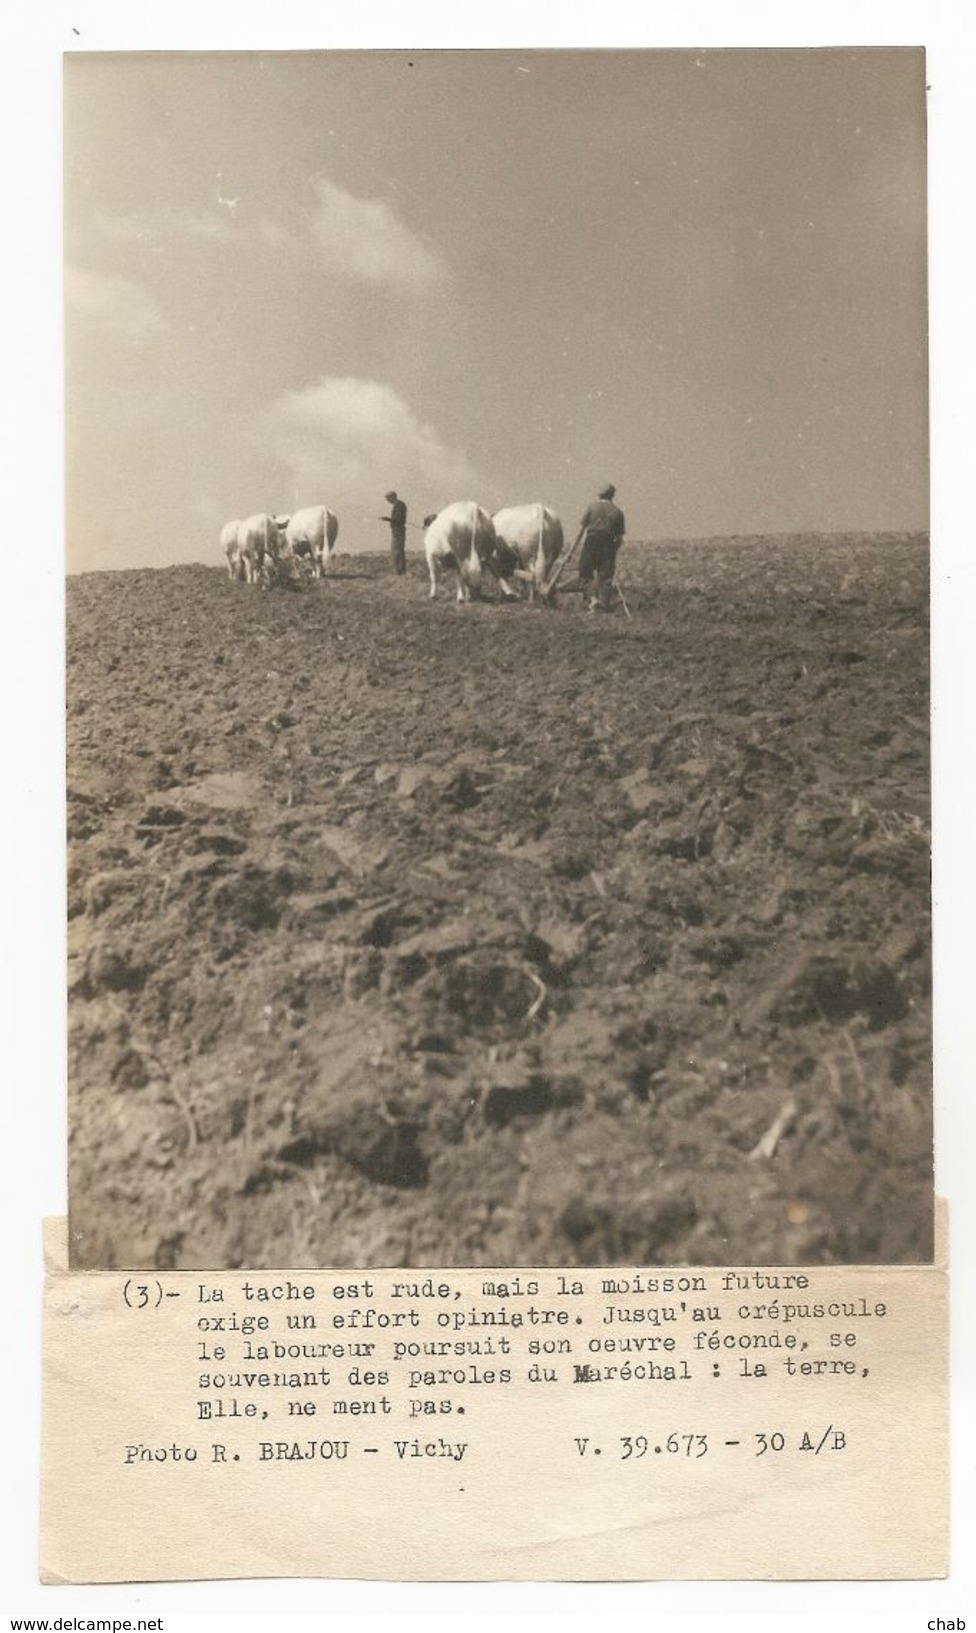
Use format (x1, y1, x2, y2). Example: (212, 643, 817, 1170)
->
(67, 534, 932, 1270)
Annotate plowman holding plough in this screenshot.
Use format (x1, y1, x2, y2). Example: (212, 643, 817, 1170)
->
(541, 483, 629, 614)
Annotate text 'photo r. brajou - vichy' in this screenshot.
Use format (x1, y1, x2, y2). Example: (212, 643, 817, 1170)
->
(65, 48, 932, 1271)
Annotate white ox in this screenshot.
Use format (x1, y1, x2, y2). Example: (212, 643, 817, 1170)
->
(236, 513, 284, 586)
(424, 502, 497, 602)
(221, 519, 244, 581)
(491, 505, 563, 599)
(275, 506, 339, 578)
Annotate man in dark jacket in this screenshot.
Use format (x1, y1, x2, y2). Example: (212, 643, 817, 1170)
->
(576, 483, 625, 610)
(381, 490, 408, 575)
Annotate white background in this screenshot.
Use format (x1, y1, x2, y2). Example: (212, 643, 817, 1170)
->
(1, 2, 973, 1628)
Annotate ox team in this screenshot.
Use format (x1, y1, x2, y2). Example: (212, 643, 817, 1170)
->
(224, 483, 627, 611)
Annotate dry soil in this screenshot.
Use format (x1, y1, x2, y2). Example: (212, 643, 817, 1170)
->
(66, 533, 932, 1270)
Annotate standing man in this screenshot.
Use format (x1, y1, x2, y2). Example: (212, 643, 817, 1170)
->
(575, 483, 626, 611)
(381, 490, 408, 576)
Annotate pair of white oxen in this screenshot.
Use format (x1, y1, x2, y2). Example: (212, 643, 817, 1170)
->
(222, 507, 338, 587)
(222, 501, 564, 601)
(423, 502, 563, 602)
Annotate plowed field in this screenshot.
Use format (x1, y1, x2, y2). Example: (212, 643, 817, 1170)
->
(67, 533, 932, 1269)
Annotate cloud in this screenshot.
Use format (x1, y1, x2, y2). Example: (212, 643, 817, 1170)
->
(264, 377, 479, 514)
(89, 184, 447, 291)
(65, 265, 163, 342)
(306, 179, 448, 289)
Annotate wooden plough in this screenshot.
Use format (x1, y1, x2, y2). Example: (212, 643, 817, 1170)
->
(540, 532, 632, 617)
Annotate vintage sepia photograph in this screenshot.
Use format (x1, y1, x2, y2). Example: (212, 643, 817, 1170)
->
(65, 47, 932, 1271)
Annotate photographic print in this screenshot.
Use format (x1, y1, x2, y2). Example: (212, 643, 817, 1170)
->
(65, 48, 932, 1271)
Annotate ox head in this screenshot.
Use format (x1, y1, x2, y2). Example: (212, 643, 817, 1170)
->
(423, 513, 438, 529)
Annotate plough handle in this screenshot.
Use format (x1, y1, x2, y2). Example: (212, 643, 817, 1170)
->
(541, 527, 585, 597)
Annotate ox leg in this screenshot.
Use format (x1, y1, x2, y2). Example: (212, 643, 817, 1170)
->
(533, 568, 555, 606)
(428, 558, 439, 600)
(497, 549, 525, 600)
(460, 559, 481, 603)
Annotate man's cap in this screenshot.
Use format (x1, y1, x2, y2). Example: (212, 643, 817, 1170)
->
(598, 483, 616, 500)
(385, 490, 398, 502)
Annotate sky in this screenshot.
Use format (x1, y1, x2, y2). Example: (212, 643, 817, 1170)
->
(64, 48, 929, 569)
